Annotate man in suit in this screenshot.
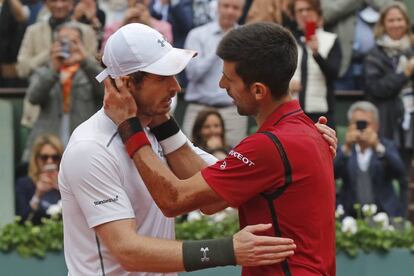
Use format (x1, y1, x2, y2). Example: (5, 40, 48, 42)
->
(335, 101, 407, 217)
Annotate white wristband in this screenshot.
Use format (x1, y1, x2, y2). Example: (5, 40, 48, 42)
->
(159, 130, 188, 154)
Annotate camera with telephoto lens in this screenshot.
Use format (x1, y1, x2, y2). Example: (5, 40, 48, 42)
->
(58, 39, 71, 59)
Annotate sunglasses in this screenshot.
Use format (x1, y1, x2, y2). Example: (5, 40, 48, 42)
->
(37, 154, 61, 162)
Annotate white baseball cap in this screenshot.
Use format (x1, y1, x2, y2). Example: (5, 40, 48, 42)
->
(96, 23, 197, 82)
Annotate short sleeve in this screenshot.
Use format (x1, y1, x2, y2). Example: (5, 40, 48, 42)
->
(59, 141, 135, 228)
(189, 141, 219, 166)
(201, 133, 285, 207)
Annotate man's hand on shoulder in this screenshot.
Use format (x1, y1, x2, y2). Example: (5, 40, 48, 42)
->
(315, 116, 338, 157)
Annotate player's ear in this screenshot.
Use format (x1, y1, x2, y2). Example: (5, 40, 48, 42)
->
(250, 82, 267, 100)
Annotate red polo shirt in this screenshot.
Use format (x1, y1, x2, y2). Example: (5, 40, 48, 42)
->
(201, 100, 336, 276)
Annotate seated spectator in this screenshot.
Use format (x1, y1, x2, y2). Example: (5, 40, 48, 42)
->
(364, 1, 414, 172)
(22, 22, 104, 161)
(102, 0, 173, 48)
(72, 0, 106, 49)
(335, 101, 407, 218)
(289, 0, 341, 128)
(191, 108, 230, 159)
(15, 134, 63, 224)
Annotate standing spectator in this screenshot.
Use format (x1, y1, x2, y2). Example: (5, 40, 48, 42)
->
(321, 0, 392, 90)
(17, 0, 98, 130)
(364, 1, 414, 172)
(245, 0, 294, 28)
(22, 22, 104, 161)
(150, 0, 216, 48)
(182, 0, 247, 147)
(192, 108, 230, 159)
(289, 0, 341, 128)
(72, 0, 106, 49)
(0, 0, 29, 87)
(15, 134, 63, 224)
(99, 0, 128, 27)
(335, 101, 407, 218)
(103, 0, 173, 47)
(17, 0, 97, 78)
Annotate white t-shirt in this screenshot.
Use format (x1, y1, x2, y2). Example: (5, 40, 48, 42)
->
(59, 109, 217, 276)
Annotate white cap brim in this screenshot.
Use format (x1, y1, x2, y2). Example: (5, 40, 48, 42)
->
(140, 48, 197, 76)
(95, 47, 196, 82)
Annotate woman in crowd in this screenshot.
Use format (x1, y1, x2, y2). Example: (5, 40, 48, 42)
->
(364, 1, 414, 170)
(288, 0, 341, 129)
(15, 134, 63, 224)
(192, 108, 230, 160)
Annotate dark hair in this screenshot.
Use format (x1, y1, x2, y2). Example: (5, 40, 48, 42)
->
(289, 0, 322, 17)
(217, 22, 297, 99)
(191, 108, 226, 149)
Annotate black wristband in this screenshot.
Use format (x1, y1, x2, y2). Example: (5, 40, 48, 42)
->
(150, 117, 180, 141)
(118, 117, 143, 143)
(182, 237, 236, 271)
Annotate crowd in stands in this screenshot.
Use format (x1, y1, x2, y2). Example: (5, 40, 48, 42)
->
(0, 0, 413, 223)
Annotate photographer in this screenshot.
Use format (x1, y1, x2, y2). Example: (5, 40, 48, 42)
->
(22, 22, 103, 161)
(334, 101, 407, 218)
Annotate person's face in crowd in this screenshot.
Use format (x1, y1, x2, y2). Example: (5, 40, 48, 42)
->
(294, 0, 320, 30)
(36, 144, 61, 169)
(56, 27, 82, 51)
(46, 0, 74, 20)
(350, 110, 379, 133)
(384, 7, 408, 40)
(201, 114, 224, 142)
(219, 61, 257, 116)
(124, 3, 152, 25)
(129, 74, 181, 117)
(218, 0, 244, 31)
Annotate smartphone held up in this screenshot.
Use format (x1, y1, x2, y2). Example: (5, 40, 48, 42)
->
(305, 21, 316, 42)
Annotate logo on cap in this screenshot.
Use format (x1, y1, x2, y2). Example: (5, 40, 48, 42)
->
(157, 37, 167, 47)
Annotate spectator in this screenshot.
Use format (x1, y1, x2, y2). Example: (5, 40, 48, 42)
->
(150, 0, 216, 48)
(17, 0, 97, 78)
(192, 108, 230, 159)
(289, 0, 341, 128)
(321, 0, 392, 90)
(245, 0, 295, 29)
(17, 0, 98, 130)
(22, 22, 104, 161)
(335, 101, 407, 218)
(99, 0, 129, 27)
(0, 0, 29, 87)
(182, 0, 247, 147)
(103, 0, 173, 48)
(15, 134, 63, 224)
(364, 1, 414, 172)
(150, 0, 217, 87)
(72, 0, 106, 48)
